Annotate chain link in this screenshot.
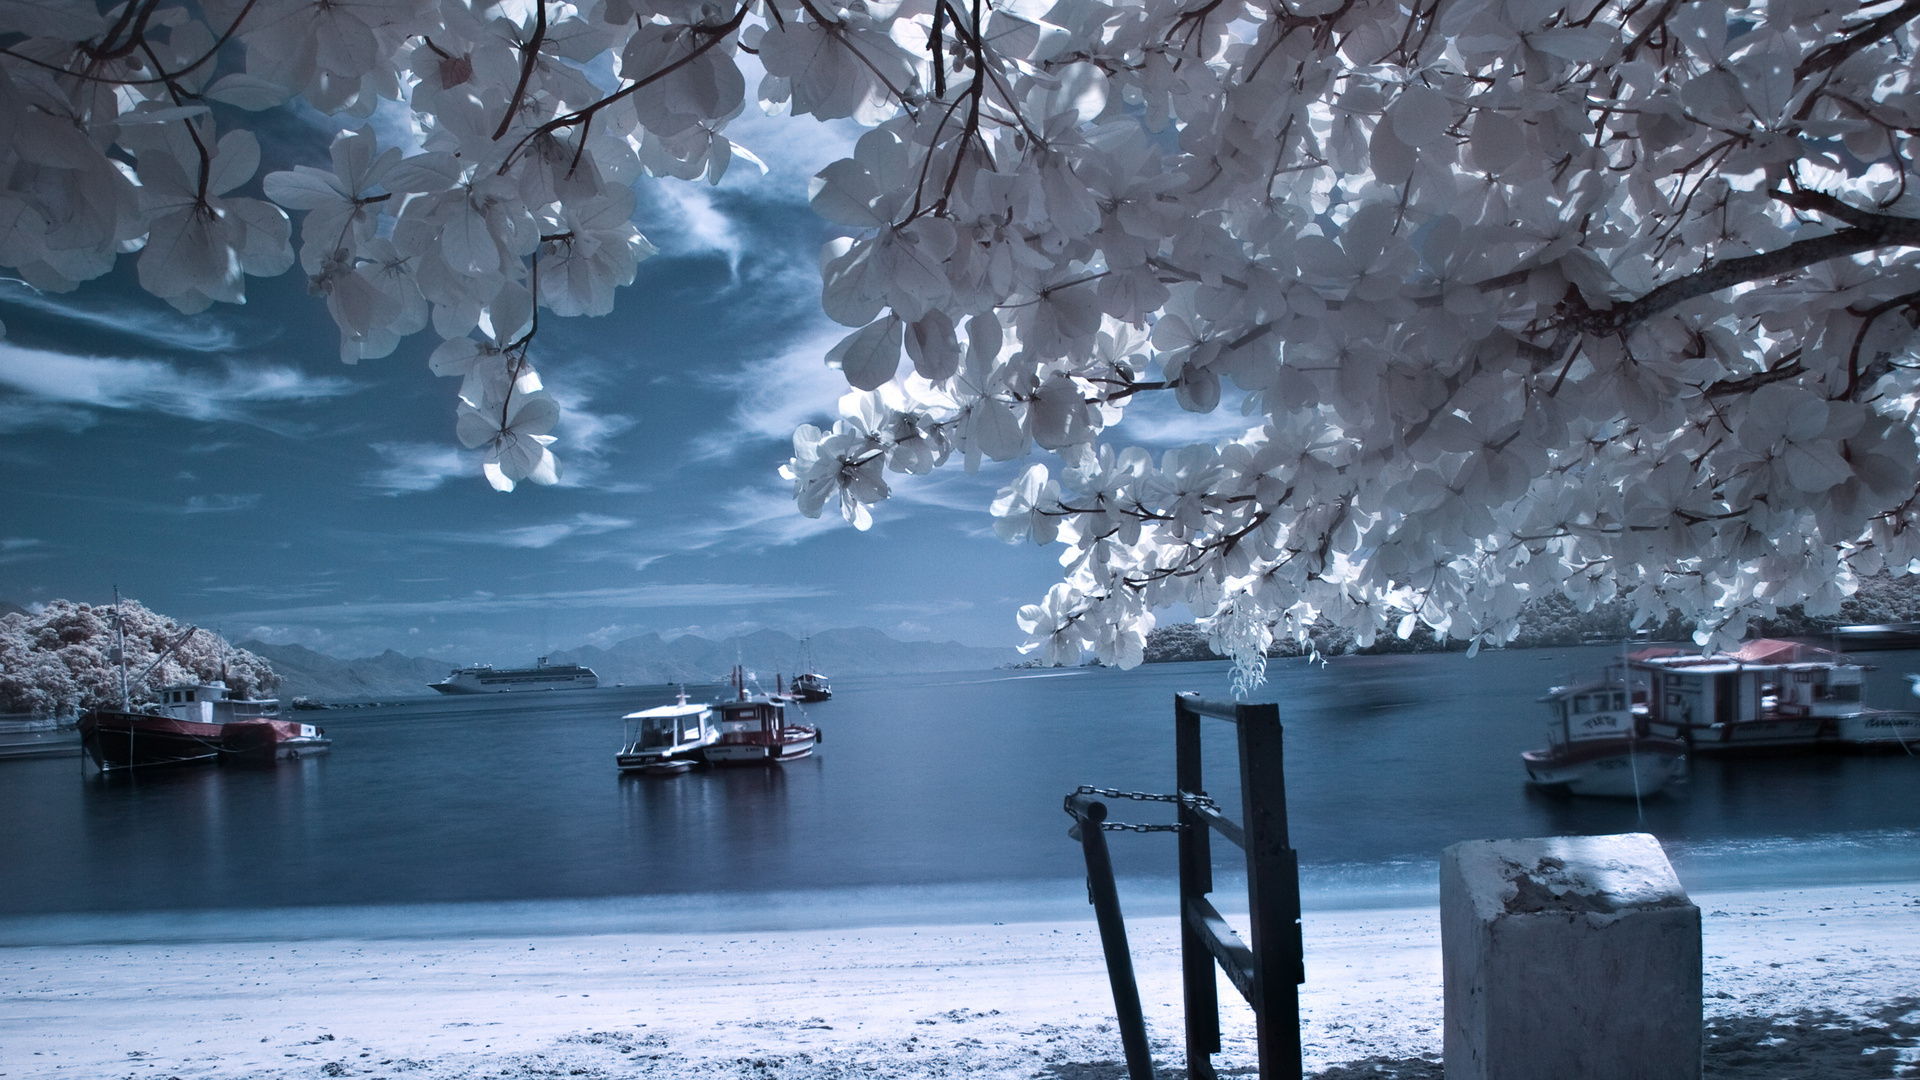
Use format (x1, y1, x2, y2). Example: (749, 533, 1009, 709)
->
(1068, 785, 1218, 833)
(1072, 784, 1218, 812)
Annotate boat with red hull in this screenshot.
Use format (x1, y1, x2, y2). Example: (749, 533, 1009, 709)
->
(80, 680, 329, 772)
(705, 666, 820, 765)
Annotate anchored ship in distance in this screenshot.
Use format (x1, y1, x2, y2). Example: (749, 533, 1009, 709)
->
(429, 657, 599, 694)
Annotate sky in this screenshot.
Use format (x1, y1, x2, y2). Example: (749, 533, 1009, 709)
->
(0, 81, 1242, 663)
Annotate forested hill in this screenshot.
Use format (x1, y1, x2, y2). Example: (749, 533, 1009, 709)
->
(1143, 574, 1920, 663)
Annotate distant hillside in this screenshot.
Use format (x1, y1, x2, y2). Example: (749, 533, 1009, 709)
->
(0, 601, 28, 619)
(1141, 572, 1920, 661)
(546, 627, 1018, 686)
(235, 641, 450, 702)
(239, 628, 1018, 701)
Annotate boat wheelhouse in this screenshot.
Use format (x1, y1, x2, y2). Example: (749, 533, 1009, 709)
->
(616, 695, 717, 774)
(1522, 681, 1688, 797)
(429, 657, 599, 694)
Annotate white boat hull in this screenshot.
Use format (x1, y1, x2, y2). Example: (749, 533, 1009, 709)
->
(1525, 743, 1688, 798)
(706, 734, 817, 764)
(1834, 711, 1920, 750)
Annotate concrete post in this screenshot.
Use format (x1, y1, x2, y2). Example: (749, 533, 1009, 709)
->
(1442, 833, 1701, 1080)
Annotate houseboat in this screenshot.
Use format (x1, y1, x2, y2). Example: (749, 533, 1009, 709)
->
(616, 692, 718, 774)
(705, 667, 820, 765)
(1630, 639, 1920, 754)
(1524, 681, 1689, 797)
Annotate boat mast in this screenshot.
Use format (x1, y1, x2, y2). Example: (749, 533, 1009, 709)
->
(113, 585, 129, 711)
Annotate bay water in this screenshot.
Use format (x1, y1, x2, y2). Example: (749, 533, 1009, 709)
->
(3, 647, 1916, 942)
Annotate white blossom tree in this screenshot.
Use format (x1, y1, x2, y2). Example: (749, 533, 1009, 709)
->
(6, 0, 1920, 674)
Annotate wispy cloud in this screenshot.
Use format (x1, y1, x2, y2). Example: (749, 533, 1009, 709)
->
(0, 343, 355, 428)
(646, 184, 746, 268)
(213, 582, 836, 624)
(676, 485, 848, 551)
(429, 513, 635, 550)
(0, 537, 48, 566)
(181, 494, 262, 514)
(364, 442, 479, 494)
(1107, 393, 1263, 447)
(692, 320, 849, 460)
(0, 278, 247, 353)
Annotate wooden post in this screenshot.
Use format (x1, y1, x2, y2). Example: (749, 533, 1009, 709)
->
(1175, 693, 1304, 1080)
(1237, 706, 1303, 1080)
(1175, 696, 1220, 1080)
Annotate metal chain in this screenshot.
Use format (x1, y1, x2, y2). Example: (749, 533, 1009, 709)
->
(1072, 784, 1219, 812)
(1070, 785, 1217, 832)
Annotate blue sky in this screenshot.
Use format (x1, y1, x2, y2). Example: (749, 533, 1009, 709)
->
(0, 89, 1239, 662)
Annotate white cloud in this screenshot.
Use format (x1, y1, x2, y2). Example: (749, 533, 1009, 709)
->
(214, 582, 837, 625)
(0, 279, 244, 353)
(692, 320, 849, 460)
(676, 484, 848, 550)
(0, 343, 355, 427)
(719, 55, 863, 198)
(429, 513, 636, 550)
(364, 442, 477, 494)
(180, 494, 262, 514)
(1107, 393, 1263, 447)
(647, 184, 745, 268)
(0, 536, 47, 566)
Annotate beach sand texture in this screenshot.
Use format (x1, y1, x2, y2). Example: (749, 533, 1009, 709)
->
(2, 883, 1915, 1080)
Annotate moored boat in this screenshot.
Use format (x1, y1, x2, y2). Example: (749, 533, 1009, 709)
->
(616, 691, 718, 774)
(705, 667, 820, 765)
(80, 680, 328, 772)
(1524, 681, 1688, 797)
(1632, 639, 1920, 754)
(789, 636, 832, 702)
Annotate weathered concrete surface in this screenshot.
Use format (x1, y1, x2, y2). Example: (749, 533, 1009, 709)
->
(1442, 833, 1702, 1080)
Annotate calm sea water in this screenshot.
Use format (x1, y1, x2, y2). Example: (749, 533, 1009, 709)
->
(3, 648, 1917, 939)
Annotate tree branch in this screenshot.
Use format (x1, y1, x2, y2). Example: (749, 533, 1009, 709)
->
(1795, 0, 1920, 82)
(1563, 212, 1920, 336)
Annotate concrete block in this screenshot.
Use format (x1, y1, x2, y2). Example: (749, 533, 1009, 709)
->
(1442, 833, 1701, 1080)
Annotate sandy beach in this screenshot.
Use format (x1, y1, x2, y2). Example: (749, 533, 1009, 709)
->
(3, 882, 1916, 1080)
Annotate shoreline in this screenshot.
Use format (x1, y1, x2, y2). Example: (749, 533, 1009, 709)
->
(3, 880, 1915, 1079)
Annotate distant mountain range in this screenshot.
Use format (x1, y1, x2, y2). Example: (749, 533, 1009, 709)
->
(238, 628, 1020, 702)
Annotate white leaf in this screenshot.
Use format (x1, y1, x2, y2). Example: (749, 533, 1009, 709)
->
(827, 316, 903, 391)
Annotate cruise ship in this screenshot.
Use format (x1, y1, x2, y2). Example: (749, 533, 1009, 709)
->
(429, 657, 599, 694)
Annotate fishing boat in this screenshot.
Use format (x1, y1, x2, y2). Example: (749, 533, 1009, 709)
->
(616, 691, 718, 774)
(1629, 638, 1920, 754)
(1523, 681, 1689, 797)
(80, 680, 329, 771)
(789, 636, 832, 702)
(704, 667, 821, 765)
(429, 656, 599, 694)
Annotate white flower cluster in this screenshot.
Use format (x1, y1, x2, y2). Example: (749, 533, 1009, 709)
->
(5, 0, 1920, 664)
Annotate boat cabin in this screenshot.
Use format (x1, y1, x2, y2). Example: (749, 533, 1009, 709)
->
(1631, 639, 1866, 729)
(1540, 682, 1636, 749)
(715, 699, 786, 740)
(624, 704, 714, 753)
(155, 681, 279, 724)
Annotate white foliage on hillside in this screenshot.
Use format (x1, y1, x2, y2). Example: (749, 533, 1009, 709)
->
(0, 599, 279, 716)
(6, 0, 1920, 664)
